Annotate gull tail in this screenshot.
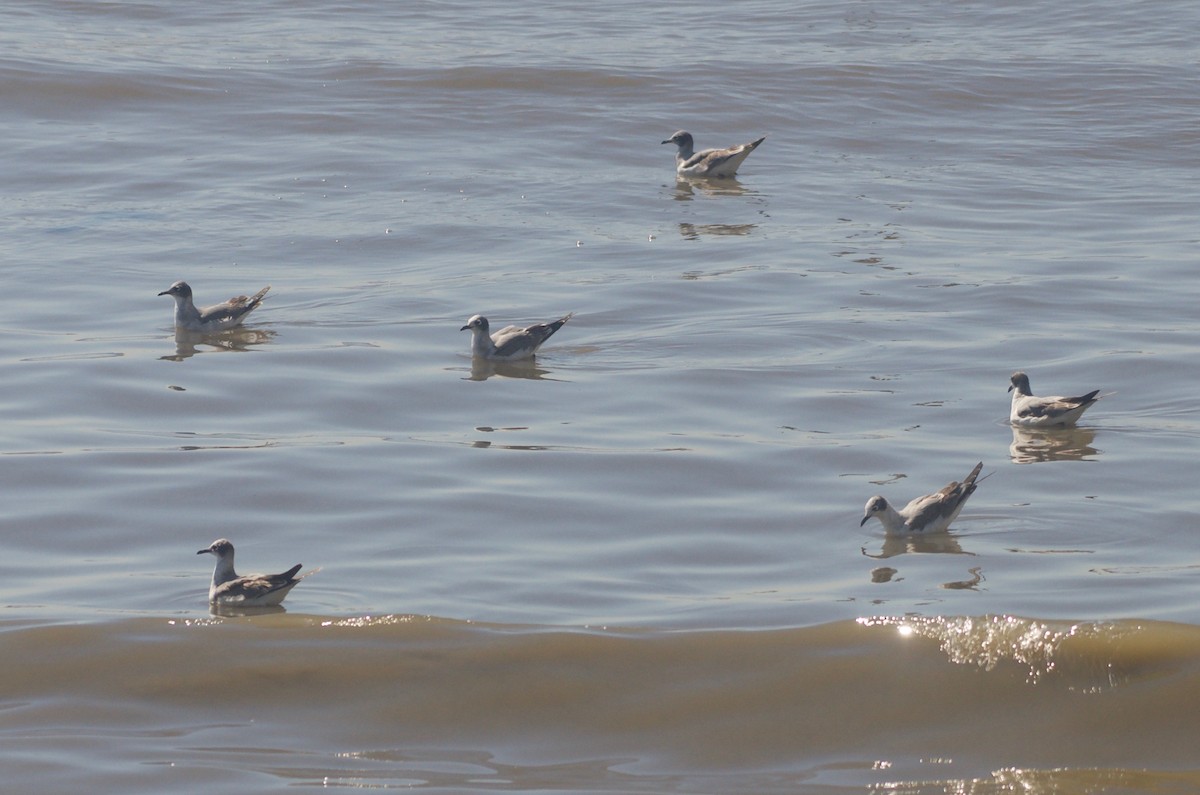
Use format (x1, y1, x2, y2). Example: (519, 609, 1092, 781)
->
(546, 312, 575, 335)
(529, 312, 574, 349)
(957, 462, 988, 501)
(244, 285, 271, 311)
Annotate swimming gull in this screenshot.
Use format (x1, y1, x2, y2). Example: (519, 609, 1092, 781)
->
(461, 312, 574, 361)
(860, 462, 986, 536)
(159, 280, 270, 332)
(197, 538, 306, 607)
(661, 130, 766, 178)
(1008, 371, 1101, 427)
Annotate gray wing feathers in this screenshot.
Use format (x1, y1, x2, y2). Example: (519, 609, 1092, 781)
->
(212, 562, 302, 602)
(199, 285, 270, 325)
(683, 136, 766, 175)
(491, 313, 574, 358)
(907, 462, 983, 531)
(1018, 389, 1100, 420)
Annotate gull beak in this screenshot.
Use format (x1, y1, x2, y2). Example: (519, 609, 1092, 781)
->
(197, 548, 211, 555)
(1007, 384, 1014, 393)
(661, 139, 672, 145)
(459, 324, 471, 331)
(859, 515, 871, 527)
(158, 289, 171, 296)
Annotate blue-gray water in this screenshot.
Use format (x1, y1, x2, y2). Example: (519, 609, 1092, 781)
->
(2, 1, 1198, 792)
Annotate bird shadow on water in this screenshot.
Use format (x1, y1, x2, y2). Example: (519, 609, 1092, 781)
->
(160, 327, 275, 362)
(1008, 425, 1100, 464)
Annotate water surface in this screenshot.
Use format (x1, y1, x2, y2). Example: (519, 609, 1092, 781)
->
(2, 0, 1199, 791)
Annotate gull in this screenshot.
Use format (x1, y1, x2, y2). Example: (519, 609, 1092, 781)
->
(159, 280, 270, 332)
(1009, 371, 1101, 427)
(461, 312, 574, 361)
(860, 462, 986, 536)
(661, 130, 766, 178)
(197, 538, 305, 607)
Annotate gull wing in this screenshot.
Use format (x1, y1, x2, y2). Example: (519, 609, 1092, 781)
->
(211, 563, 302, 605)
(681, 136, 766, 177)
(1016, 389, 1100, 421)
(903, 462, 984, 532)
(198, 285, 271, 326)
(491, 313, 573, 359)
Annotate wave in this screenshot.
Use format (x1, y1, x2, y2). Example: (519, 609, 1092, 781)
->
(1, 613, 1198, 791)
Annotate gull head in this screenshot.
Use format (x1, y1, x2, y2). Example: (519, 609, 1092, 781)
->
(198, 538, 235, 560)
(460, 314, 490, 333)
(1009, 371, 1031, 395)
(661, 130, 693, 149)
(860, 496, 889, 527)
(158, 280, 192, 300)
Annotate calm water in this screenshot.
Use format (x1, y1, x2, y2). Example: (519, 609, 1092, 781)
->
(2, 0, 1199, 792)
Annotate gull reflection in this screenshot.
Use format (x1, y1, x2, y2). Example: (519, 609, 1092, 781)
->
(870, 566, 899, 583)
(161, 327, 275, 361)
(678, 222, 758, 240)
(941, 566, 985, 590)
(862, 532, 974, 560)
(1009, 425, 1099, 464)
(670, 175, 754, 200)
(465, 357, 565, 382)
(868, 564, 985, 591)
(208, 603, 287, 618)
(468, 425, 550, 451)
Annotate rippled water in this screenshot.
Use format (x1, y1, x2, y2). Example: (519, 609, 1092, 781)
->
(2, 0, 1199, 792)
